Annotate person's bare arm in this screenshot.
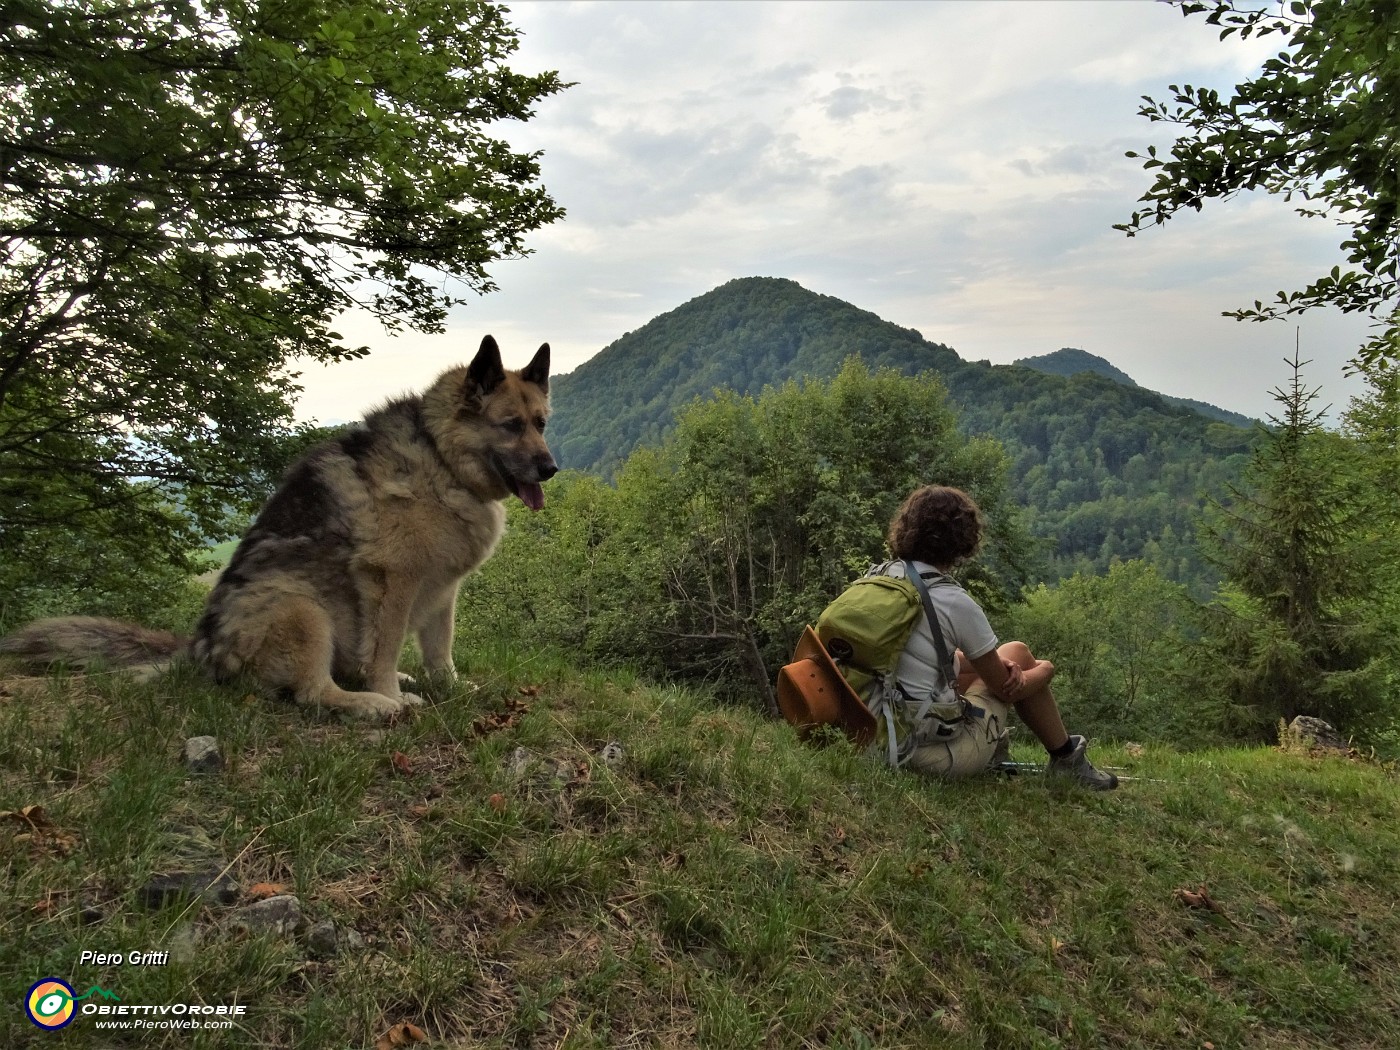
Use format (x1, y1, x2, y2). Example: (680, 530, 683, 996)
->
(969, 647, 1054, 702)
(955, 648, 1021, 693)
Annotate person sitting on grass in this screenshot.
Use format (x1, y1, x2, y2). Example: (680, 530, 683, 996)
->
(881, 484, 1117, 789)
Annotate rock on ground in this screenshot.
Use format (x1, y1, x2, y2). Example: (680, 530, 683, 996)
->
(1285, 716, 1348, 753)
(182, 736, 224, 774)
(232, 894, 304, 937)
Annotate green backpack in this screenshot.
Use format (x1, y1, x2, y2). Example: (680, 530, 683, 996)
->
(816, 560, 970, 766)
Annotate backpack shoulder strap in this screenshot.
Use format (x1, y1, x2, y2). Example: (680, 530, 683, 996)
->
(902, 560, 956, 687)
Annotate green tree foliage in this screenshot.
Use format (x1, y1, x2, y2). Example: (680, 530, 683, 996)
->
(0, 0, 565, 603)
(1119, 0, 1400, 367)
(457, 360, 1028, 710)
(1343, 358, 1400, 581)
(1007, 561, 1210, 744)
(946, 366, 1252, 595)
(0, 478, 209, 630)
(653, 359, 1026, 709)
(1340, 358, 1400, 743)
(1344, 359, 1400, 586)
(1195, 352, 1391, 738)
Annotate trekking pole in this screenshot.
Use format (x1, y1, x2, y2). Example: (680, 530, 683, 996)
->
(992, 761, 1167, 783)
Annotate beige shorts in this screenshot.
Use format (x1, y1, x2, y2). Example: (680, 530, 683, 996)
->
(903, 680, 1011, 779)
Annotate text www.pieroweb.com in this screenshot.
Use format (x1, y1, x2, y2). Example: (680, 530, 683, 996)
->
(86, 1003, 244, 1030)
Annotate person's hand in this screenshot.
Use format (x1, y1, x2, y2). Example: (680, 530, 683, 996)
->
(1001, 659, 1025, 698)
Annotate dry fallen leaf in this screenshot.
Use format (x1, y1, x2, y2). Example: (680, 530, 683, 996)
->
(1173, 884, 1232, 923)
(487, 793, 507, 813)
(517, 685, 540, 697)
(470, 711, 522, 737)
(3, 805, 79, 855)
(2, 804, 53, 829)
(390, 751, 414, 776)
(374, 1021, 429, 1049)
(247, 882, 288, 901)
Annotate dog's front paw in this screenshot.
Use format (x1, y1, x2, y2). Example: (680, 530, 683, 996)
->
(338, 691, 410, 720)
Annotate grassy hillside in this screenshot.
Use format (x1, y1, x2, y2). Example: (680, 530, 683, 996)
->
(3, 646, 1397, 1048)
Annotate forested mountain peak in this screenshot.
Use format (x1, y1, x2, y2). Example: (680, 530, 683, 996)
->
(1014, 347, 1140, 387)
(1014, 346, 1256, 429)
(556, 276, 951, 381)
(548, 277, 962, 472)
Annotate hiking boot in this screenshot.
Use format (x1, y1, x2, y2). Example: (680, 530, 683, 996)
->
(1047, 735, 1118, 791)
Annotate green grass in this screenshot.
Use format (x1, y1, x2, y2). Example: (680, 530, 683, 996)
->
(2, 644, 1397, 1049)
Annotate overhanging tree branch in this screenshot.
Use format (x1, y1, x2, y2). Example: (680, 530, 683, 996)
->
(1118, 0, 1400, 368)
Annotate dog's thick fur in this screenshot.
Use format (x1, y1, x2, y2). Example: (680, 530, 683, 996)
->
(0, 335, 557, 719)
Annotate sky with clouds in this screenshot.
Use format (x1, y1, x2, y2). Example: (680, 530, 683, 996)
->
(295, 0, 1375, 427)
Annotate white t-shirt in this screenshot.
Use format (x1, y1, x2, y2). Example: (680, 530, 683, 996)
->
(882, 560, 999, 702)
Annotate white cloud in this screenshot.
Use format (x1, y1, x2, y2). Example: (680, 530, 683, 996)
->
(293, 0, 1372, 427)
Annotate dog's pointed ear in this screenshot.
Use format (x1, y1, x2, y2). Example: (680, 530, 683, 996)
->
(465, 335, 507, 398)
(520, 342, 550, 393)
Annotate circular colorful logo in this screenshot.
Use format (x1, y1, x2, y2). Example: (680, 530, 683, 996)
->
(26, 978, 77, 1030)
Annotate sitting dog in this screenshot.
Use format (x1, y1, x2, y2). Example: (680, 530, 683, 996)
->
(0, 335, 556, 719)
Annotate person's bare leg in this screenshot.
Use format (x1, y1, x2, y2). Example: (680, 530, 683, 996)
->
(998, 641, 1117, 789)
(997, 641, 1070, 751)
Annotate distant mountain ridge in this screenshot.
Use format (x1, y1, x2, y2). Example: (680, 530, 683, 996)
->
(1014, 347, 1256, 428)
(547, 277, 1256, 590)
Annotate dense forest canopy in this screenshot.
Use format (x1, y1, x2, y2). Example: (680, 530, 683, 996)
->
(547, 277, 1257, 595)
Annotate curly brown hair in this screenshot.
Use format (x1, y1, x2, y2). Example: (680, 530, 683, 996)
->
(886, 485, 983, 567)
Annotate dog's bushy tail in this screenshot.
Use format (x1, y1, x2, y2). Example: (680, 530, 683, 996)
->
(0, 616, 187, 678)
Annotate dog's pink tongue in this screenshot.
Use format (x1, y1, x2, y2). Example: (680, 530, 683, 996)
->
(515, 481, 545, 512)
